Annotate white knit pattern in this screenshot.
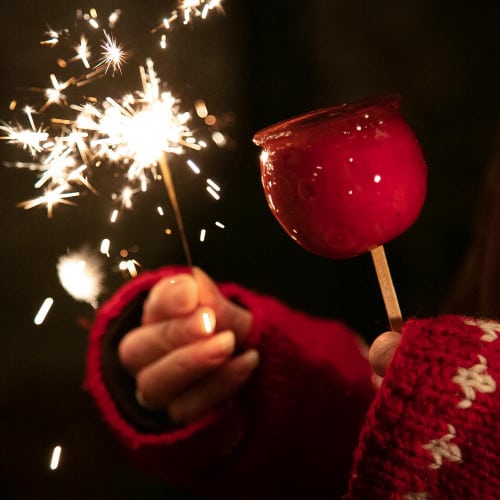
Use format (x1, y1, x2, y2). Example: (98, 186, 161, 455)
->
(422, 424, 462, 470)
(452, 354, 496, 409)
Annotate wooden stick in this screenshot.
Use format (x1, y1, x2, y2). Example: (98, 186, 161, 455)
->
(158, 153, 193, 268)
(370, 245, 403, 333)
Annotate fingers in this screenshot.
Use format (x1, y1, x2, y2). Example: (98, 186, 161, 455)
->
(123, 268, 256, 421)
(142, 268, 252, 345)
(368, 330, 401, 378)
(167, 349, 259, 424)
(136, 330, 236, 409)
(119, 307, 216, 374)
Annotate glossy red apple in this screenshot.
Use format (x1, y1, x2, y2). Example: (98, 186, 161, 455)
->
(253, 95, 427, 259)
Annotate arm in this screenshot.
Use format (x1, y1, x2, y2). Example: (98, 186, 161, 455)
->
(350, 315, 500, 499)
(85, 266, 375, 498)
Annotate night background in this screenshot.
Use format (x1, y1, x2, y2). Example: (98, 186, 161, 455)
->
(0, 1, 498, 498)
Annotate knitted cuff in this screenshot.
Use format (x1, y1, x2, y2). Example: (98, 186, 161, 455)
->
(349, 315, 500, 499)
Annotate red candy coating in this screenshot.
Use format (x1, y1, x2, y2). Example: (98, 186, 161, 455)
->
(253, 95, 428, 259)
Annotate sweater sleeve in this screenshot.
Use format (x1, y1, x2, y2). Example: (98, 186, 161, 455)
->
(85, 267, 375, 499)
(348, 315, 500, 499)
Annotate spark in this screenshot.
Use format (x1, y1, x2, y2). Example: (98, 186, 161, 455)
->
(119, 186, 139, 209)
(34, 297, 54, 325)
(157, 206, 165, 216)
(0, 122, 49, 156)
(211, 130, 226, 147)
(42, 74, 71, 109)
(206, 178, 220, 191)
(206, 185, 220, 200)
(195, 99, 209, 119)
(110, 209, 119, 223)
(215, 220, 225, 228)
(119, 258, 141, 278)
(100, 238, 111, 256)
(200, 228, 207, 241)
(96, 31, 126, 75)
(49, 445, 62, 470)
(0, 107, 49, 155)
(18, 185, 80, 218)
(186, 159, 201, 174)
(57, 249, 104, 308)
(71, 35, 92, 69)
(41, 26, 69, 47)
(108, 9, 122, 29)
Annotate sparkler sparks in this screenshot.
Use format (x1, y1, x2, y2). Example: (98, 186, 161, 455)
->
(5, 3, 229, 318)
(3, 5, 228, 220)
(152, 0, 224, 43)
(18, 185, 80, 218)
(2, 59, 207, 217)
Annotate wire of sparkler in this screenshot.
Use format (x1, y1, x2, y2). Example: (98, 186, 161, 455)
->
(158, 152, 193, 268)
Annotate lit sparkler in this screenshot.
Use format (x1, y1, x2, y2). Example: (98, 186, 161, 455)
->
(4, 4, 228, 306)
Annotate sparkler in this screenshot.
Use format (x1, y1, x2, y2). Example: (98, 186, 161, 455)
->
(3, 4, 227, 276)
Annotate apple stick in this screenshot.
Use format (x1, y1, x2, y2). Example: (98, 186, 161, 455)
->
(370, 245, 403, 333)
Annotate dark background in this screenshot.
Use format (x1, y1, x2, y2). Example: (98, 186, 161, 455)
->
(0, 1, 498, 498)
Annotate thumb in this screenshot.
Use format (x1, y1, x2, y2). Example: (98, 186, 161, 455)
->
(368, 330, 401, 378)
(192, 267, 252, 345)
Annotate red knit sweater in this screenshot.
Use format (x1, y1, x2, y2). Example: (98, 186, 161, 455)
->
(85, 267, 500, 499)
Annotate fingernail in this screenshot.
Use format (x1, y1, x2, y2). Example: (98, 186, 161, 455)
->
(200, 308, 215, 334)
(168, 273, 194, 289)
(168, 274, 196, 304)
(135, 389, 155, 411)
(242, 349, 259, 370)
(210, 331, 235, 357)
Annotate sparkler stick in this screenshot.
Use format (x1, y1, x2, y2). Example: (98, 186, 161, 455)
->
(158, 152, 193, 268)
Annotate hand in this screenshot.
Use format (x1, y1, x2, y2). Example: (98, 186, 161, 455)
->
(118, 267, 257, 424)
(368, 330, 402, 383)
